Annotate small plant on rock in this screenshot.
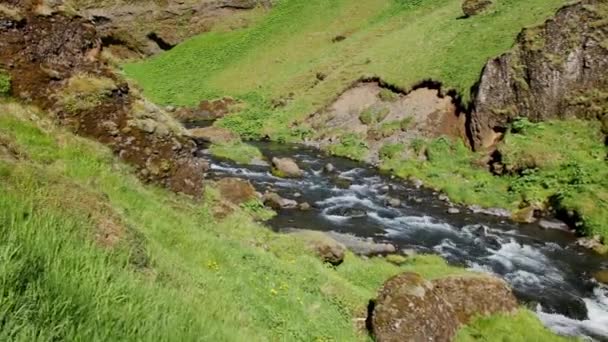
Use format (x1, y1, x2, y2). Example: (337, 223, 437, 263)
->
(57, 73, 117, 113)
(0, 70, 11, 96)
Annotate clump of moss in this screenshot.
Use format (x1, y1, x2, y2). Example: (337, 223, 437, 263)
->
(57, 74, 117, 112)
(379, 143, 405, 161)
(209, 141, 263, 164)
(378, 88, 399, 102)
(328, 133, 368, 161)
(0, 70, 11, 96)
(359, 106, 390, 125)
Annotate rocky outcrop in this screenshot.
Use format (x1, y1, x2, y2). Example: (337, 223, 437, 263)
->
(0, 4, 206, 197)
(69, 0, 273, 56)
(470, 0, 608, 149)
(371, 272, 459, 342)
(370, 272, 520, 342)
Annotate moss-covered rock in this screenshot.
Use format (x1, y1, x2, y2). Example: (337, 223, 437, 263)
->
(462, 0, 492, 17)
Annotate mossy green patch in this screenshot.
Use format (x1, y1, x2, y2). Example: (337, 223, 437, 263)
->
(328, 133, 369, 161)
(0, 70, 11, 96)
(209, 141, 263, 164)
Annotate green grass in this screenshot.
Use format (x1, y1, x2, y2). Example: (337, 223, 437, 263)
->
(209, 141, 263, 164)
(124, 0, 567, 140)
(328, 133, 369, 161)
(382, 119, 608, 239)
(0, 70, 10, 96)
(456, 310, 573, 342)
(0, 101, 567, 340)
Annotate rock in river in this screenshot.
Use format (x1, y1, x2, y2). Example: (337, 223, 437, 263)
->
(263, 192, 298, 210)
(271, 157, 304, 178)
(216, 178, 257, 205)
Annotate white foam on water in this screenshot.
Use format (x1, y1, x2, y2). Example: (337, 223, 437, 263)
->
(316, 194, 384, 211)
(338, 168, 364, 179)
(486, 240, 564, 283)
(538, 286, 608, 341)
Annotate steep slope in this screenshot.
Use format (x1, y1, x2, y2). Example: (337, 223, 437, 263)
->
(0, 100, 565, 340)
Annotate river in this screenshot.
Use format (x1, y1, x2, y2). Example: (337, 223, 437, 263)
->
(200, 142, 608, 341)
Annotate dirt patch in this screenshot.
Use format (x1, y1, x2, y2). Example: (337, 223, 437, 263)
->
(0, 5, 206, 197)
(306, 81, 466, 164)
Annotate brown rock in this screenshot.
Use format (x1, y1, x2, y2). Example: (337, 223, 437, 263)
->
(187, 126, 239, 144)
(262, 192, 298, 210)
(462, 0, 492, 17)
(511, 206, 536, 224)
(289, 230, 345, 266)
(470, 0, 608, 149)
(432, 275, 519, 325)
(299, 202, 311, 211)
(216, 178, 257, 205)
(271, 157, 304, 178)
(371, 272, 458, 342)
(593, 270, 608, 285)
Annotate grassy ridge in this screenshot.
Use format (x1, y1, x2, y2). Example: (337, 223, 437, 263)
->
(382, 119, 608, 239)
(124, 0, 566, 140)
(0, 101, 566, 340)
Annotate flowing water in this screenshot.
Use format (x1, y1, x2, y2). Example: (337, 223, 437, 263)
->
(200, 142, 608, 341)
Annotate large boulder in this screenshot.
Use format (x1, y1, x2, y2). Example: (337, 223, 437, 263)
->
(271, 157, 304, 178)
(371, 272, 459, 342)
(462, 0, 493, 17)
(371, 273, 521, 341)
(216, 178, 257, 205)
(289, 230, 346, 266)
(432, 275, 518, 325)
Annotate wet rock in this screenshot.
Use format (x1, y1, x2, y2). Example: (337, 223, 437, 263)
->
(334, 177, 352, 189)
(432, 275, 518, 324)
(462, 0, 492, 17)
(538, 219, 571, 232)
(447, 207, 460, 214)
(385, 254, 408, 266)
(512, 206, 536, 224)
(216, 178, 257, 205)
(323, 163, 335, 173)
(593, 270, 608, 285)
(271, 157, 304, 178)
(288, 230, 345, 266)
(262, 192, 298, 210)
(325, 206, 367, 218)
(576, 235, 608, 255)
(299, 202, 311, 211)
(468, 205, 511, 218)
(187, 126, 239, 144)
(411, 178, 423, 189)
(387, 197, 401, 208)
(371, 272, 458, 342)
(326, 231, 396, 256)
(438, 194, 450, 202)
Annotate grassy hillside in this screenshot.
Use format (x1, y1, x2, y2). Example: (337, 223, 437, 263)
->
(124, 0, 567, 140)
(0, 100, 567, 340)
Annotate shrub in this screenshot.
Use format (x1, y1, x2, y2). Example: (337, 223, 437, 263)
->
(378, 88, 399, 102)
(0, 71, 11, 96)
(329, 133, 369, 161)
(379, 143, 405, 160)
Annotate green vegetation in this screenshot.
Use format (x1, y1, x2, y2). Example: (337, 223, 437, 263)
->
(0, 70, 10, 96)
(378, 88, 399, 102)
(382, 119, 608, 239)
(328, 133, 369, 161)
(359, 106, 390, 126)
(56, 73, 117, 112)
(125, 0, 567, 140)
(240, 199, 276, 221)
(456, 310, 572, 342)
(209, 141, 263, 164)
(379, 142, 405, 161)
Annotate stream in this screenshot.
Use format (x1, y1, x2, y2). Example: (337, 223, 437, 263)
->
(200, 142, 608, 341)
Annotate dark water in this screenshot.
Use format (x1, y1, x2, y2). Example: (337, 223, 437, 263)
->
(200, 142, 608, 341)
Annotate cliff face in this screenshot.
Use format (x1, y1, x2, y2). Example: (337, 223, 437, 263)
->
(470, 0, 608, 149)
(0, 1, 206, 197)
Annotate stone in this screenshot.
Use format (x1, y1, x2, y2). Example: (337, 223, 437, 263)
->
(323, 163, 335, 173)
(576, 236, 608, 255)
(288, 230, 345, 266)
(387, 197, 401, 207)
(538, 219, 571, 232)
(432, 275, 519, 325)
(262, 192, 298, 210)
(187, 126, 239, 144)
(512, 206, 536, 224)
(462, 0, 493, 17)
(271, 157, 304, 178)
(299, 202, 311, 211)
(371, 273, 459, 342)
(447, 207, 460, 214)
(385, 254, 408, 266)
(326, 231, 396, 256)
(216, 178, 257, 205)
(438, 194, 450, 202)
(593, 270, 608, 285)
